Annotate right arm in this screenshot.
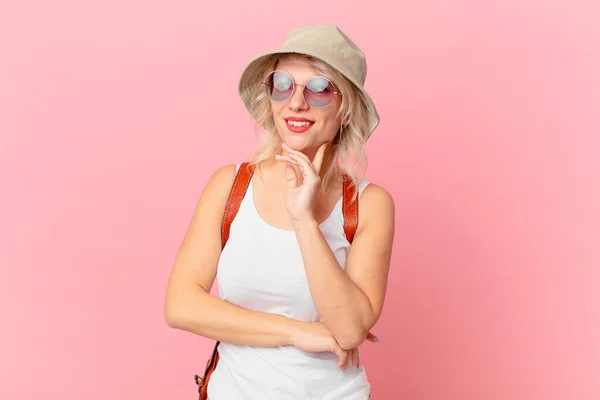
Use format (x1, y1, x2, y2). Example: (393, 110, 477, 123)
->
(163, 164, 300, 347)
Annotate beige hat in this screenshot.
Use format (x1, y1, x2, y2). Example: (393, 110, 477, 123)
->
(238, 23, 380, 139)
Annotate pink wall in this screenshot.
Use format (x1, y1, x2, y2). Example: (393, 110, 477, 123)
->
(1, 1, 598, 399)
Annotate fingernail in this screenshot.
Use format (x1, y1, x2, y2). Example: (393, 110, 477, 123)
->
(373, 335, 380, 343)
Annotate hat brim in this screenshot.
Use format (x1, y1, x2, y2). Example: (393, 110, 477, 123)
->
(238, 50, 380, 139)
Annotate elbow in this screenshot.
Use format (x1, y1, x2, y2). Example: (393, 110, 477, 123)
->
(164, 308, 181, 329)
(164, 296, 186, 329)
(164, 306, 180, 329)
(330, 312, 377, 350)
(164, 283, 208, 329)
(336, 328, 368, 350)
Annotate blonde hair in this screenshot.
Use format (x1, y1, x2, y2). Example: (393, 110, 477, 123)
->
(245, 53, 370, 198)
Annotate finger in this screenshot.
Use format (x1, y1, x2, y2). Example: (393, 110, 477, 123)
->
(275, 155, 303, 185)
(281, 142, 304, 158)
(282, 141, 325, 166)
(351, 348, 359, 368)
(345, 348, 354, 369)
(312, 141, 329, 173)
(338, 350, 348, 370)
(332, 344, 348, 370)
(282, 143, 320, 180)
(275, 154, 299, 165)
(284, 164, 298, 189)
(288, 152, 317, 181)
(366, 331, 379, 343)
(282, 142, 315, 165)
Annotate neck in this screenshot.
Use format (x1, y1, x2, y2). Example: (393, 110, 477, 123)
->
(259, 146, 338, 187)
(282, 146, 336, 180)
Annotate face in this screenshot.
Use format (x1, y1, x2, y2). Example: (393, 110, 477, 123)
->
(267, 55, 343, 155)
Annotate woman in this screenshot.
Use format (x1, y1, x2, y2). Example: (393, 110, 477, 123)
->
(164, 24, 395, 399)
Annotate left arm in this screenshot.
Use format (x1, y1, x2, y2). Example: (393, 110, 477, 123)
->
(294, 184, 395, 350)
(278, 142, 395, 350)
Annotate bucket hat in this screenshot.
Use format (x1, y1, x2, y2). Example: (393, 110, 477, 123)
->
(238, 23, 380, 138)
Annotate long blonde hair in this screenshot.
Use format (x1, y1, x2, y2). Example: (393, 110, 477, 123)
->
(245, 53, 370, 197)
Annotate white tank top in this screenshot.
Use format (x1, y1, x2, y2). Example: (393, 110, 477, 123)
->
(207, 164, 372, 400)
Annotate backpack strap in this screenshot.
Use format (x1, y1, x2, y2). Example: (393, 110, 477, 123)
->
(342, 175, 358, 244)
(221, 162, 254, 249)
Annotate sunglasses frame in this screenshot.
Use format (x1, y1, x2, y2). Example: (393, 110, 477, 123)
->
(262, 70, 341, 108)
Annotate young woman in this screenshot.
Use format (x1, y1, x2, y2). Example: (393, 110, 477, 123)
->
(164, 23, 395, 399)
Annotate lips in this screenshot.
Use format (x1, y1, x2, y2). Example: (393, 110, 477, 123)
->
(284, 117, 315, 133)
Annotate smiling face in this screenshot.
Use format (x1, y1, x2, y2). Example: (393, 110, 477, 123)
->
(268, 55, 343, 154)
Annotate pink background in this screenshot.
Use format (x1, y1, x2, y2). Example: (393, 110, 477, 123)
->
(1, 0, 599, 399)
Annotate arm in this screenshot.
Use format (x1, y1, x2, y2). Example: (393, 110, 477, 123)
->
(164, 164, 299, 347)
(294, 184, 395, 350)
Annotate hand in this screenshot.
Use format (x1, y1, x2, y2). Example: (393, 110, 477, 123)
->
(343, 331, 380, 370)
(275, 142, 329, 224)
(291, 321, 379, 370)
(348, 347, 361, 369)
(291, 321, 348, 369)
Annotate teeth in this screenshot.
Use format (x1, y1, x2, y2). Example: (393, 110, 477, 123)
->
(287, 120, 312, 127)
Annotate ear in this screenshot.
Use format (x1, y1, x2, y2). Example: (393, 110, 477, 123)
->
(340, 116, 351, 129)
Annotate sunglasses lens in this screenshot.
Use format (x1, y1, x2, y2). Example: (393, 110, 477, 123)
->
(265, 71, 293, 102)
(305, 77, 336, 107)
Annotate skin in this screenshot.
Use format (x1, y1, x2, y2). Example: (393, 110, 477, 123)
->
(164, 55, 394, 372)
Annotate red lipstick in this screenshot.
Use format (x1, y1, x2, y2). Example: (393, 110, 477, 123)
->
(284, 117, 315, 133)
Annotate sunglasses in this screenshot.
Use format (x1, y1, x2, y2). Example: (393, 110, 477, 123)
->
(263, 70, 341, 108)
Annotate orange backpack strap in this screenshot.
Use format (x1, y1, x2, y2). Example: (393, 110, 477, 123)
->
(221, 162, 254, 249)
(197, 162, 254, 400)
(342, 175, 359, 244)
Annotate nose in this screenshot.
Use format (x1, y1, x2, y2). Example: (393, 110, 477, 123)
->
(287, 84, 309, 111)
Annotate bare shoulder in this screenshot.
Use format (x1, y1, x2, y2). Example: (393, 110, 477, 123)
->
(357, 182, 395, 232)
(166, 163, 240, 294)
(360, 182, 395, 208)
(184, 162, 239, 244)
(201, 163, 239, 200)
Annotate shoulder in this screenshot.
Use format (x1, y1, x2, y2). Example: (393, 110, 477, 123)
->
(204, 163, 239, 191)
(356, 181, 395, 233)
(197, 163, 241, 205)
(360, 181, 394, 211)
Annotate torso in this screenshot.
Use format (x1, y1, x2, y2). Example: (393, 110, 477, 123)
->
(207, 163, 372, 400)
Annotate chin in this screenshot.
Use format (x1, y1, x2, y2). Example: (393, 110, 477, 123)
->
(281, 136, 314, 151)
(277, 125, 333, 152)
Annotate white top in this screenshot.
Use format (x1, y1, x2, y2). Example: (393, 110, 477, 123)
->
(207, 164, 372, 400)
